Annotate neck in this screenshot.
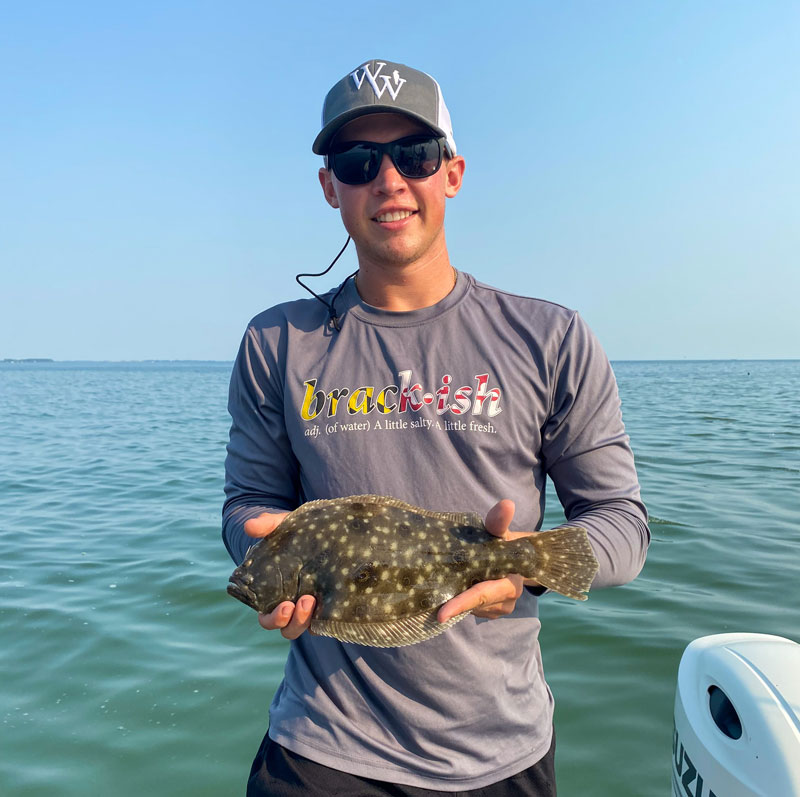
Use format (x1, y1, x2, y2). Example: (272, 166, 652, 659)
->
(353, 243, 457, 312)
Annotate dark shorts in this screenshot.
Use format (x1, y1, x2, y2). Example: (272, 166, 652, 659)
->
(246, 730, 556, 796)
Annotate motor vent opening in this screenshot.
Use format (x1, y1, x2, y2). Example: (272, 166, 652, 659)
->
(708, 685, 743, 740)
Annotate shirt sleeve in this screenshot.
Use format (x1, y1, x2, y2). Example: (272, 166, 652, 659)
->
(542, 313, 650, 589)
(222, 324, 301, 564)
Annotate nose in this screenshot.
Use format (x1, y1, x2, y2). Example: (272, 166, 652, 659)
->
(371, 153, 405, 194)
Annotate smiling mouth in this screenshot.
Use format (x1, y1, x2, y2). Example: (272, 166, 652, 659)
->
(373, 210, 416, 223)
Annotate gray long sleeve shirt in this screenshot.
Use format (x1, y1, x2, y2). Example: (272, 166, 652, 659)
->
(223, 271, 649, 791)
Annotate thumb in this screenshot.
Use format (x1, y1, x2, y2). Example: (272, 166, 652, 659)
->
(244, 511, 289, 539)
(484, 499, 515, 540)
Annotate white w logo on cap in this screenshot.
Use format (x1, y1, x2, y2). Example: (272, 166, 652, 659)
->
(350, 62, 407, 101)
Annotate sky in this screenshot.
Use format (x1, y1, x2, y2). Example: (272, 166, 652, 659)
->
(1, 1, 798, 361)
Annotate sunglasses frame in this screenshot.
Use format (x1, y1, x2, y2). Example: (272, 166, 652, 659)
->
(327, 135, 446, 185)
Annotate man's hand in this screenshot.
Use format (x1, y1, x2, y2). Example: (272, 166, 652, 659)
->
(243, 512, 317, 640)
(437, 499, 539, 624)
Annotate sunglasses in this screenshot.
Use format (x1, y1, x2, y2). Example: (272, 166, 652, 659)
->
(328, 135, 446, 185)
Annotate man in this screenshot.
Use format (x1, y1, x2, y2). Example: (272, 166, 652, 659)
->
(223, 59, 649, 796)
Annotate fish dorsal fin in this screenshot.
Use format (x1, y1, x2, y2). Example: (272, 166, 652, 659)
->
(310, 609, 470, 648)
(287, 498, 340, 518)
(340, 495, 484, 528)
(289, 495, 483, 528)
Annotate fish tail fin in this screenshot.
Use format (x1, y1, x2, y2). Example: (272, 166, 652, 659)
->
(525, 526, 598, 601)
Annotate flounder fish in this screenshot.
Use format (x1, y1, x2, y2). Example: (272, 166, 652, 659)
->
(227, 494, 599, 648)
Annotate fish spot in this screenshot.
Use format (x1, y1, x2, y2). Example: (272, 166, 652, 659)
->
(380, 571, 390, 581)
(351, 562, 378, 588)
(370, 597, 378, 606)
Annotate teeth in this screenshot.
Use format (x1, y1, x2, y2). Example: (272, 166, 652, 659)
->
(375, 210, 414, 223)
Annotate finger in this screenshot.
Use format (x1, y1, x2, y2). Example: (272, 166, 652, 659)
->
(471, 598, 519, 619)
(484, 500, 515, 539)
(258, 601, 295, 630)
(244, 511, 289, 539)
(438, 577, 521, 623)
(282, 595, 316, 640)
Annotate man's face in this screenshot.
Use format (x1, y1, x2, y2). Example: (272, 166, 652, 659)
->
(319, 113, 465, 271)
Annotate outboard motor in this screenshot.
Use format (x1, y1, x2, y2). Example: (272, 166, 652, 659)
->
(673, 633, 800, 796)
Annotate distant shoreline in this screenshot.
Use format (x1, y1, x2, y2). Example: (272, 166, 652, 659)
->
(2, 358, 798, 364)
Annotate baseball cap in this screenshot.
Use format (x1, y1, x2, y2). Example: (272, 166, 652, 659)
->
(312, 59, 457, 157)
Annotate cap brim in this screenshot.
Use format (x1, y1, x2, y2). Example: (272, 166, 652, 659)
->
(312, 106, 446, 155)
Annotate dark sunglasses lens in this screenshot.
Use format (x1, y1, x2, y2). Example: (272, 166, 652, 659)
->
(332, 143, 381, 185)
(393, 138, 441, 178)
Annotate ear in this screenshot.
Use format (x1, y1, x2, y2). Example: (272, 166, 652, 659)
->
(444, 155, 465, 199)
(319, 167, 340, 209)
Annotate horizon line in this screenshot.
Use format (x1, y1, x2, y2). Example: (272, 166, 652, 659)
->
(3, 357, 799, 364)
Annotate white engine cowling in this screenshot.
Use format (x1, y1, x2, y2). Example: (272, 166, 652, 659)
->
(673, 633, 800, 797)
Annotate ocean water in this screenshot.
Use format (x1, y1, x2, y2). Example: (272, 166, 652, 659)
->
(1, 359, 798, 796)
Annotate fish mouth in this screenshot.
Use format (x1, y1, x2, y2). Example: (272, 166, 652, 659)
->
(227, 576, 259, 610)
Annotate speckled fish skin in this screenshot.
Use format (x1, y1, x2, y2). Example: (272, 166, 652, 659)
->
(227, 494, 599, 647)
